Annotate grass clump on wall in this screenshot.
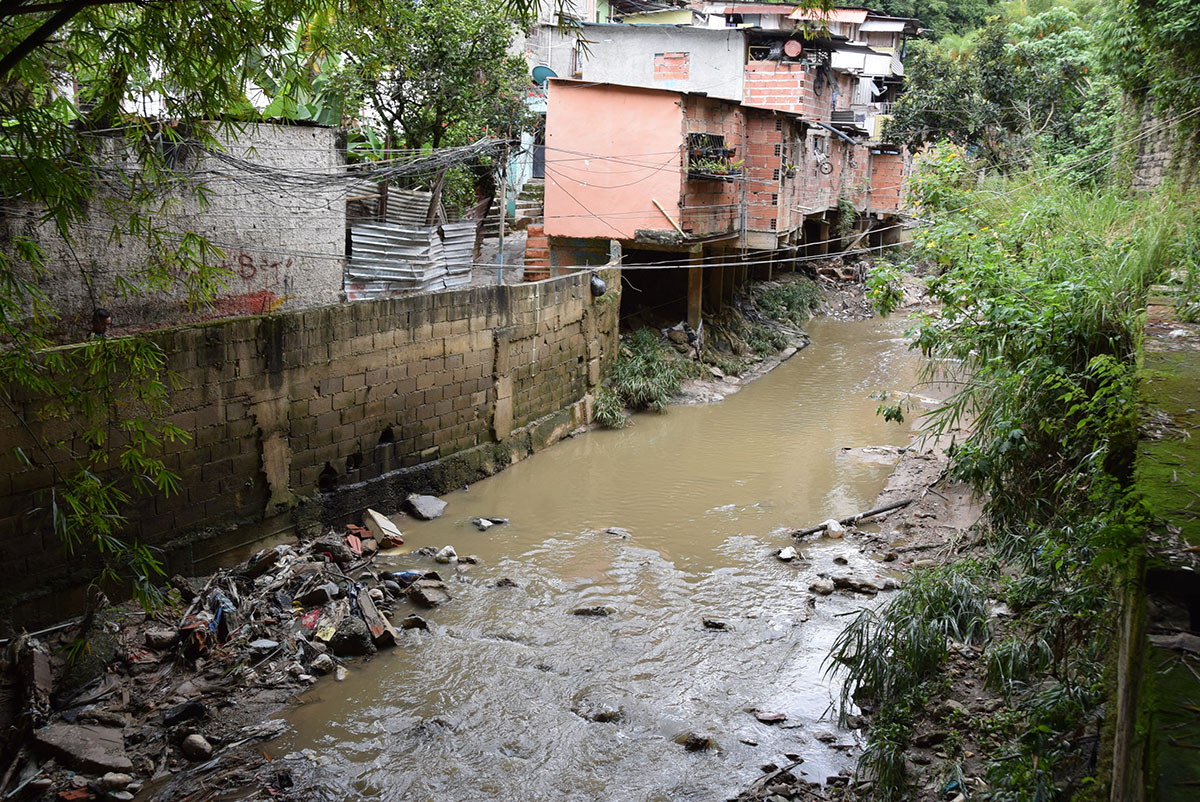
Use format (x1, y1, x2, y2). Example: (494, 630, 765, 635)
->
(594, 328, 690, 428)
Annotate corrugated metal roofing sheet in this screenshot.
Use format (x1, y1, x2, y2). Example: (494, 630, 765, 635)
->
(345, 220, 479, 296)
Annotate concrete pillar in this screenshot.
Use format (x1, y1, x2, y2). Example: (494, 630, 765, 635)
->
(687, 264, 703, 332)
(706, 254, 723, 312)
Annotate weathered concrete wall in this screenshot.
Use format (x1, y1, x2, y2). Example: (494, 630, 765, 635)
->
(0, 124, 345, 338)
(579, 24, 747, 102)
(0, 271, 620, 629)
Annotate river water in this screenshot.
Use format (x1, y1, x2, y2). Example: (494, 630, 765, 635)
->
(278, 315, 922, 801)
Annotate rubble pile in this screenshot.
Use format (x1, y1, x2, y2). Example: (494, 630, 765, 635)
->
(0, 504, 462, 801)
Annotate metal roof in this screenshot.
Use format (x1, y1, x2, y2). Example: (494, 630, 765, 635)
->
(859, 20, 908, 32)
(789, 8, 868, 24)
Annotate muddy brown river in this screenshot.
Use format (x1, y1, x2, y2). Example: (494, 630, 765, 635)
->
(277, 316, 922, 801)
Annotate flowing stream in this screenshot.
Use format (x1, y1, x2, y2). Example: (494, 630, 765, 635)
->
(278, 315, 923, 801)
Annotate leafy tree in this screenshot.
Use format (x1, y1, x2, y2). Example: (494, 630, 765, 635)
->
(1097, 0, 1200, 128)
(886, 9, 1119, 174)
(872, 0, 1000, 37)
(325, 0, 534, 150)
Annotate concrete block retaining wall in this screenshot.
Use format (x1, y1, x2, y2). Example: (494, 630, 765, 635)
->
(0, 270, 620, 628)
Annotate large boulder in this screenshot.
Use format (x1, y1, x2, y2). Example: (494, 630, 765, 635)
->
(329, 616, 376, 657)
(404, 494, 447, 521)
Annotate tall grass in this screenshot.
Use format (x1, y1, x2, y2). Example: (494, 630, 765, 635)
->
(832, 148, 1192, 799)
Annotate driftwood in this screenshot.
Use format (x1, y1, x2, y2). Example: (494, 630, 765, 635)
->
(790, 497, 916, 538)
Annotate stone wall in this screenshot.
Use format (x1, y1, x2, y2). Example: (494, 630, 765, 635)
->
(0, 270, 620, 629)
(1125, 96, 1200, 192)
(0, 124, 345, 339)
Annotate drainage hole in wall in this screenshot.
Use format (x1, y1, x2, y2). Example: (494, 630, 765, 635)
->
(378, 425, 395, 445)
(346, 452, 363, 471)
(317, 463, 338, 492)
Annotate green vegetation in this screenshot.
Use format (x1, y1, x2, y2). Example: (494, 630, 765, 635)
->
(0, 0, 532, 603)
(886, 6, 1120, 173)
(594, 329, 691, 428)
(831, 142, 1200, 798)
(753, 279, 823, 329)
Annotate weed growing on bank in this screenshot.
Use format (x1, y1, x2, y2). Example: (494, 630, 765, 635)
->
(830, 145, 1197, 800)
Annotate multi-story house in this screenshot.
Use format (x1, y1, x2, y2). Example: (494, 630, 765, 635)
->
(524, 5, 916, 327)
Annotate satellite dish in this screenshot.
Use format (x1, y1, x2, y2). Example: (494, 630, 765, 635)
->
(784, 39, 803, 58)
(532, 65, 558, 86)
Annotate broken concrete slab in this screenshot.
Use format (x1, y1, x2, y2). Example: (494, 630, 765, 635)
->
(34, 724, 133, 773)
(363, 508, 404, 546)
(406, 580, 452, 608)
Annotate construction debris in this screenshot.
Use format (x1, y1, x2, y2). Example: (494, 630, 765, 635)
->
(0, 504, 454, 801)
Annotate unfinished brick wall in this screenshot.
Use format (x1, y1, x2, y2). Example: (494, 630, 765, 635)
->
(0, 271, 620, 627)
(744, 113, 785, 233)
(743, 62, 826, 121)
(523, 224, 551, 280)
(680, 96, 744, 236)
(867, 150, 906, 213)
(0, 124, 345, 340)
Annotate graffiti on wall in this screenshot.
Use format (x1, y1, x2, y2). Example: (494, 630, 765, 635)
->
(211, 250, 297, 316)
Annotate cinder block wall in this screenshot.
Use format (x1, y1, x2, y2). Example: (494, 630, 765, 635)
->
(0, 270, 620, 628)
(0, 123, 345, 339)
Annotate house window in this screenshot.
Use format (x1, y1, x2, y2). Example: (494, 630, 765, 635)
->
(687, 133, 740, 182)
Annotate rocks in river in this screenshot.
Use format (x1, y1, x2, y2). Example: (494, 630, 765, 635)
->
(406, 580, 452, 607)
(163, 700, 206, 727)
(832, 574, 881, 594)
(181, 734, 213, 761)
(434, 545, 457, 564)
(145, 628, 176, 650)
(911, 730, 948, 748)
(311, 536, 355, 564)
(99, 773, 133, 791)
(310, 653, 335, 675)
(296, 581, 340, 607)
(833, 556, 849, 565)
(752, 710, 787, 724)
(809, 578, 835, 596)
(329, 616, 376, 657)
(605, 527, 632, 538)
(472, 517, 495, 531)
(676, 732, 716, 752)
(570, 606, 615, 617)
(822, 519, 846, 537)
(776, 546, 799, 562)
(400, 615, 430, 631)
(493, 577, 519, 588)
(702, 618, 729, 631)
(814, 730, 837, 743)
(404, 493, 447, 521)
